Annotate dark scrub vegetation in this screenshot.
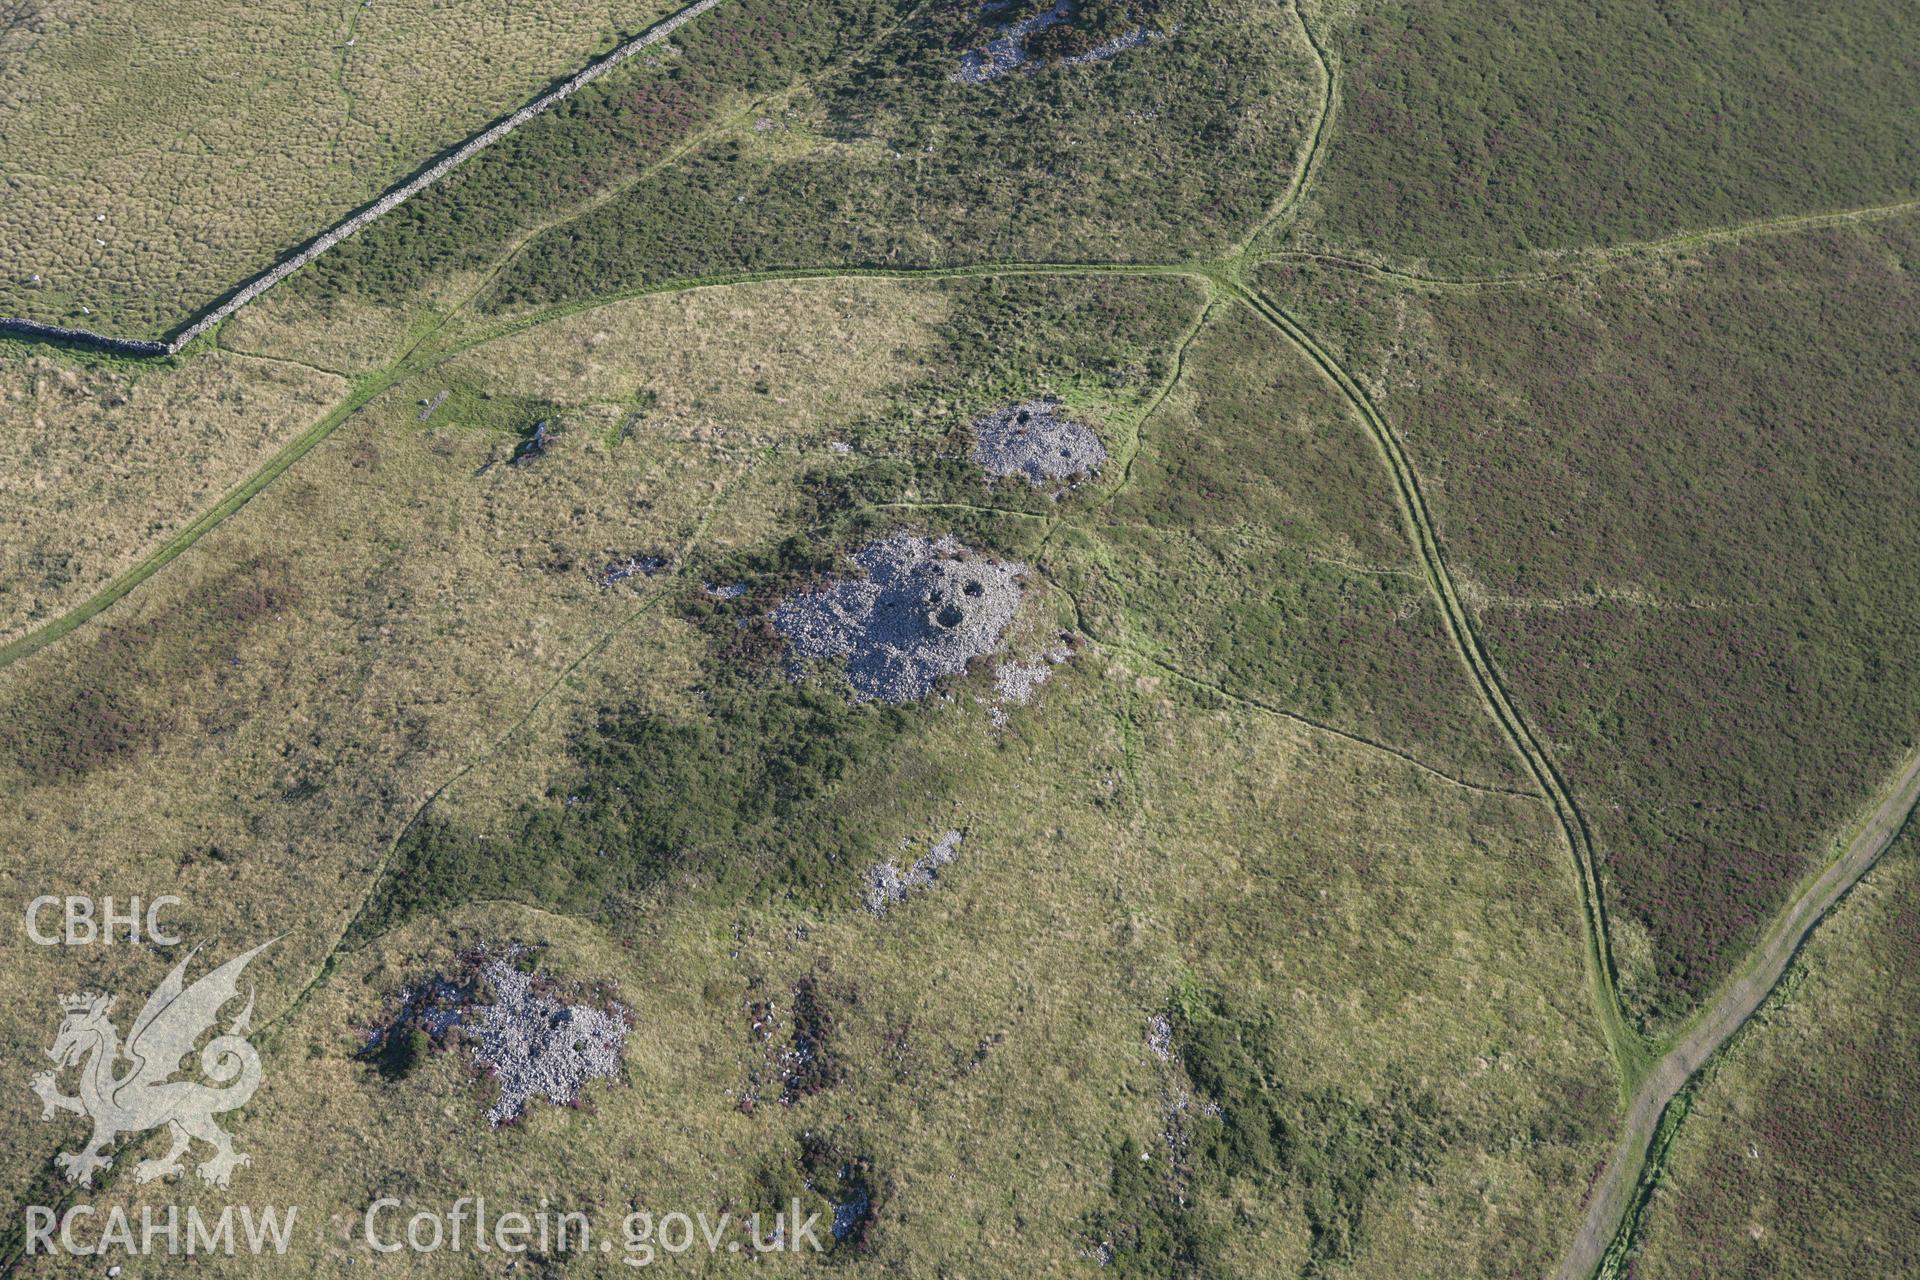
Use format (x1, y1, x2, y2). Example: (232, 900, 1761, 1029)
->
(1261, 215, 1920, 1026)
(295, 0, 912, 307)
(293, 0, 1317, 315)
(1089, 987, 1454, 1277)
(752, 1130, 880, 1255)
(1298, 0, 1920, 264)
(352, 575, 927, 942)
(478, 0, 1314, 309)
(1022, 0, 1171, 61)
(366, 1027, 433, 1081)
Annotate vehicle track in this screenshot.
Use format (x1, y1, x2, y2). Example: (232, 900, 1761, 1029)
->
(1563, 747, 1920, 1280)
(1087, 632, 1544, 800)
(1266, 196, 1920, 290)
(1233, 282, 1649, 1085)
(1231, 0, 1335, 256)
(1239, 270, 1920, 1280)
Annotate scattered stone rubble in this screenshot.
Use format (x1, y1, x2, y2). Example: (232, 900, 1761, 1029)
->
(984, 630, 1080, 728)
(1145, 1011, 1174, 1062)
(375, 973, 472, 1043)
(954, 0, 1074, 83)
(510, 419, 551, 465)
(740, 976, 842, 1113)
(367, 949, 630, 1127)
(1061, 25, 1165, 68)
(775, 534, 1026, 703)
(467, 959, 629, 1125)
(863, 829, 965, 914)
(417, 389, 449, 422)
(953, 1, 1169, 85)
(598, 553, 670, 587)
(832, 1185, 872, 1242)
(970, 399, 1107, 488)
(1141, 1011, 1218, 1208)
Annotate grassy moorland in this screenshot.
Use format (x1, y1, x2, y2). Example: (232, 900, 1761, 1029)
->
(0, 277, 932, 1230)
(27, 675, 1609, 1277)
(1627, 830, 1920, 1278)
(6, 0, 1919, 1272)
(0, 344, 344, 644)
(1259, 215, 1920, 1029)
(1292, 0, 1920, 265)
(356, 271, 1530, 940)
(0, 275, 1618, 1276)
(0, 0, 691, 336)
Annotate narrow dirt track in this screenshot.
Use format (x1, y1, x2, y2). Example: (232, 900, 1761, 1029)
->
(1557, 746, 1920, 1280)
(1235, 284, 1645, 1081)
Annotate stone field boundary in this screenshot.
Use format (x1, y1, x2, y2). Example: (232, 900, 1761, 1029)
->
(0, 0, 728, 358)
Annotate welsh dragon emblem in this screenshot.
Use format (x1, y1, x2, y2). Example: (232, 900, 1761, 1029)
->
(29, 940, 274, 1188)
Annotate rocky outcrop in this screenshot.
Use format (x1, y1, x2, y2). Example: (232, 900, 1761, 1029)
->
(774, 533, 1027, 704)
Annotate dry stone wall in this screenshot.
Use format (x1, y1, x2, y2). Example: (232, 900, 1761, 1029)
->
(0, 0, 727, 358)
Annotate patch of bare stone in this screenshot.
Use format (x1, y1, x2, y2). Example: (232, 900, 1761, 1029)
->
(774, 533, 1026, 703)
(369, 947, 630, 1126)
(863, 829, 965, 914)
(954, 1, 1169, 85)
(970, 398, 1107, 489)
